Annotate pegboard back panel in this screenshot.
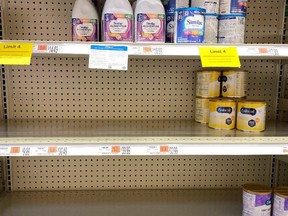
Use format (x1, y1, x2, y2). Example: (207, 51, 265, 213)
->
(7, 58, 279, 120)
(0, 157, 3, 192)
(10, 156, 271, 191)
(277, 160, 288, 186)
(2, 0, 285, 43)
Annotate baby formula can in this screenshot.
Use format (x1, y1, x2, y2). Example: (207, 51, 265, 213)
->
(204, 14, 218, 43)
(237, 101, 266, 132)
(196, 71, 221, 97)
(273, 187, 288, 216)
(195, 97, 211, 124)
(220, 0, 247, 15)
(222, 70, 248, 98)
(242, 184, 272, 216)
(191, 0, 220, 14)
(218, 14, 245, 43)
(208, 99, 236, 129)
(166, 12, 175, 43)
(174, 7, 206, 43)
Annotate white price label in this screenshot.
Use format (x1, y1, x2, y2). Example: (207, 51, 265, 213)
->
(47, 45, 60, 54)
(283, 147, 288, 154)
(98, 146, 131, 155)
(142, 46, 163, 55)
(147, 145, 178, 155)
(0, 147, 10, 156)
(246, 47, 279, 56)
(89, 45, 128, 70)
(36, 44, 60, 54)
(21, 147, 31, 156)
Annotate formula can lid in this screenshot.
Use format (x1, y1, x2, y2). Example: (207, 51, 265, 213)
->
(238, 100, 267, 105)
(243, 184, 272, 194)
(274, 187, 288, 198)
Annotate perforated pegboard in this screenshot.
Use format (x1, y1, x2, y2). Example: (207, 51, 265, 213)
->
(2, 0, 285, 43)
(10, 156, 272, 191)
(0, 157, 3, 192)
(277, 160, 288, 186)
(6, 58, 279, 119)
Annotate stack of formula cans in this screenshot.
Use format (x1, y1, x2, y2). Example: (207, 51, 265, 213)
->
(195, 69, 267, 132)
(218, 0, 247, 43)
(161, 0, 190, 43)
(191, 0, 220, 43)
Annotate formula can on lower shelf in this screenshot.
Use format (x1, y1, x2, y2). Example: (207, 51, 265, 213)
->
(242, 184, 272, 216)
(218, 14, 246, 44)
(273, 187, 288, 216)
(174, 7, 206, 43)
(195, 97, 211, 124)
(236, 100, 266, 132)
(196, 71, 221, 98)
(166, 12, 175, 43)
(204, 14, 218, 43)
(222, 70, 248, 98)
(208, 99, 236, 129)
(219, 0, 247, 15)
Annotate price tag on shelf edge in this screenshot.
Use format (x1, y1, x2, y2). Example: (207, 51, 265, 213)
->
(0, 43, 33, 65)
(199, 46, 241, 68)
(89, 45, 129, 71)
(36, 44, 61, 54)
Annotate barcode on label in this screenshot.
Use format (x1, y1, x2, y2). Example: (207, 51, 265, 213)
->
(22, 147, 31, 156)
(153, 47, 163, 55)
(268, 48, 279, 56)
(57, 147, 68, 156)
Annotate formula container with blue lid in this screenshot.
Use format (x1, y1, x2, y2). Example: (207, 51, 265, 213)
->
(166, 12, 175, 43)
(220, 0, 247, 15)
(174, 7, 206, 43)
(204, 13, 218, 43)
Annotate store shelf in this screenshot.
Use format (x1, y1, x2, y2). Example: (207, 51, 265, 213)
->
(0, 189, 242, 216)
(0, 120, 287, 156)
(1, 41, 287, 59)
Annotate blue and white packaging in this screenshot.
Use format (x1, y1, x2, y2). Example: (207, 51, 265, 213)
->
(174, 7, 206, 43)
(166, 12, 175, 43)
(204, 13, 218, 43)
(219, 0, 247, 15)
(162, 0, 190, 13)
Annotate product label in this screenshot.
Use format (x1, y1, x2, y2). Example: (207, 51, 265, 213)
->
(196, 72, 221, 97)
(237, 103, 266, 131)
(103, 13, 133, 42)
(205, 0, 220, 14)
(218, 16, 245, 43)
(220, 0, 247, 14)
(72, 18, 98, 41)
(166, 13, 174, 43)
(195, 98, 210, 123)
(208, 101, 236, 129)
(162, 0, 189, 14)
(176, 10, 205, 43)
(136, 14, 165, 42)
(204, 15, 218, 43)
(273, 195, 288, 216)
(222, 71, 247, 97)
(243, 191, 271, 216)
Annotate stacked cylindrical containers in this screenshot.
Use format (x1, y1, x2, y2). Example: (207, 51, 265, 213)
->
(195, 69, 267, 132)
(195, 70, 221, 124)
(218, 0, 247, 43)
(161, 0, 190, 43)
(191, 0, 220, 43)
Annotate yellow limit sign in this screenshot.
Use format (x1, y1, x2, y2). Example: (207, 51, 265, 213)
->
(0, 42, 33, 65)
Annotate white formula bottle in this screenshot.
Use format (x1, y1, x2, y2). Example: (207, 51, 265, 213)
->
(135, 0, 166, 43)
(102, 0, 133, 42)
(72, 0, 99, 41)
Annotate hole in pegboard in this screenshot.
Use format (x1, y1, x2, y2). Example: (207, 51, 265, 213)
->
(11, 156, 271, 191)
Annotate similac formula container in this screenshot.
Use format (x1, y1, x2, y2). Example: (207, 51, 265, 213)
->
(242, 184, 272, 216)
(166, 12, 175, 43)
(174, 7, 206, 43)
(196, 70, 221, 98)
(191, 0, 220, 14)
(218, 14, 246, 43)
(237, 101, 266, 132)
(195, 97, 211, 124)
(222, 70, 248, 98)
(273, 187, 288, 216)
(135, 0, 166, 43)
(220, 0, 247, 15)
(162, 0, 190, 13)
(208, 99, 236, 129)
(72, 0, 99, 41)
(204, 14, 218, 43)
(102, 0, 133, 42)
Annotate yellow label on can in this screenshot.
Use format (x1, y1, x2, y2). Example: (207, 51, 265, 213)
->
(208, 99, 236, 129)
(195, 98, 210, 124)
(196, 71, 221, 98)
(222, 71, 247, 98)
(237, 101, 266, 132)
